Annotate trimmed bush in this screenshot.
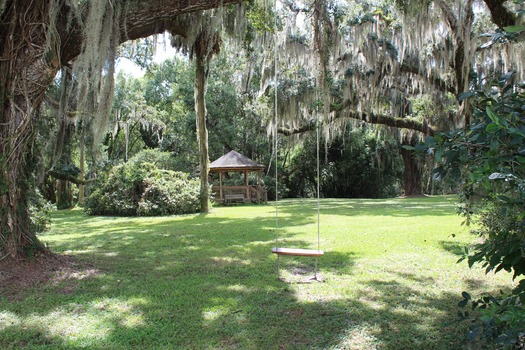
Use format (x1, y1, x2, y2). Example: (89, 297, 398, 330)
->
(85, 161, 200, 216)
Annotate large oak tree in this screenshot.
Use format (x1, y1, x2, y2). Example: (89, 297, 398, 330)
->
(0, 0, 242, 260)
(273, 0, 518, 195)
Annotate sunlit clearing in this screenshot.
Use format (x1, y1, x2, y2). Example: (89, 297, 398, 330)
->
(337, 325, 381, 349)
(224, 284, 252, 293)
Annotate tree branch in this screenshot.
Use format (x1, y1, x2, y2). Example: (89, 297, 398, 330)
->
(483, 0, 516, 28)
(47, 170, 96, 185)
(435, 0, 457, 33)
(278, 101, 435, 136)
(60, 0, 244, 63)
(340, 110, 435, 136)
(399, 61, 456, 95)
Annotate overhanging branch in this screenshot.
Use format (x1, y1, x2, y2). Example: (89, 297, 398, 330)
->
(340, 110, 435, 136)
(59, 0, 245, 63)
(483, 0, 516, 28)
(278, 102, 435, 136)
(47, 171, 96, 186)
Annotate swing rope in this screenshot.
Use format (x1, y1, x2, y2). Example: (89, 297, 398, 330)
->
(273, 0, 280, 254)
(316, 98, 321, 253)
(272, 0, 323, 280)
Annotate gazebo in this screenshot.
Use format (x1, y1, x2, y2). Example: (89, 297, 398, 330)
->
(209, 150, 267, 204)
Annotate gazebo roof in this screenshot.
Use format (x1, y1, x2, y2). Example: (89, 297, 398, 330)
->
(209, 150, 265, 172)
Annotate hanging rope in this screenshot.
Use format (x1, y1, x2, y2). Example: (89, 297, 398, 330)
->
(271, 0, 324, 281)
(316, 95, 321, 253)
(273, 0, 279, 253)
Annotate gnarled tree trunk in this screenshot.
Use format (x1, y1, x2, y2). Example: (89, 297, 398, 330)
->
(0, 1, 57, 259)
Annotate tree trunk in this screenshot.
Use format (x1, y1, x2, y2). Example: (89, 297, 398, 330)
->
(78, 131, 86, 206)
(0, 1, 55, 259)
(400, 143, 423, 197)
(57, 180, 73, 209)
(0, 103, 47, 259)
(191, 29, 220, 213)
(483, 0, 516, 28)
(195, 44, 211, 213)
(55, 122, 75, 210)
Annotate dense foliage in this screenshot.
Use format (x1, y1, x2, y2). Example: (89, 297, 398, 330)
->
(429, 76, 525, 347)
(285, 127, 402, 198)
(28, 190, 55, 235)
(85, 151, 200, 216)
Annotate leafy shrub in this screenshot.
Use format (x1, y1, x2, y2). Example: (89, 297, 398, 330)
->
(85, 160, 200, 216)
(29, 189, 55, 234)
(138, 170, 200, 215)
(428, 76, 525, 348)
(458, 291, 525, 349)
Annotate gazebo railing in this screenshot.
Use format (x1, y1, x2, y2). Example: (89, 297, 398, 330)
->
(212, 185, 267, 204)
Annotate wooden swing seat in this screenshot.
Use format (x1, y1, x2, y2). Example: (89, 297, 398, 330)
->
(272, 247, 324, 257)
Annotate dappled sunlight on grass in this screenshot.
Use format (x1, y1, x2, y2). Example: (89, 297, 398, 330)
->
(0, 311, 21, 330)
(0, 297, 149, 348)
(1, 196, 514, 349)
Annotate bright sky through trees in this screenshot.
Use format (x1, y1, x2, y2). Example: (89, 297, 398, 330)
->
(117, 38, 177, 77)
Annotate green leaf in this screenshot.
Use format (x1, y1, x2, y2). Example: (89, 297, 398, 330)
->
(485, 123, 501, 133)
(497, 195, 512, 202)
(425, 136, 437, 147)
(458, 91, 476, 101)
(462, 291, 472, 300)
(486, 107, 500, 125)
(503, 25, 525, 33)
(509, 127, 525, 137)
(499, 72, 514, 85)
(467, 327, 479, 342)
(458, 299, 469, 308)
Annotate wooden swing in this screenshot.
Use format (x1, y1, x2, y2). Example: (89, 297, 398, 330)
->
(271, 126, 325, 279)
(270, 11, 324, 279)
(271, 123, 325, 278)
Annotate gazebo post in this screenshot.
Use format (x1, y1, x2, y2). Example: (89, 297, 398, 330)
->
(256, 170, 261, 203)
(244, 170, 249, 201)
(219, 171, 223, 201)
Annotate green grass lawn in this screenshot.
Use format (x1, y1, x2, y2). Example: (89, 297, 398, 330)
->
(0, 196, 514, 349)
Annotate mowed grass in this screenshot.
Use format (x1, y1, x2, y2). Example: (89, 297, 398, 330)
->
(0, 196, 515, 349)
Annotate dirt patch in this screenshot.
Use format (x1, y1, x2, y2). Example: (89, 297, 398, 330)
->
(0, 252, 99, 301)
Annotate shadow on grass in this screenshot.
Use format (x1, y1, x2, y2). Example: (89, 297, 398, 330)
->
(361, 276, 466, 349)
(0, 201, 469, 349)
(311, 196, 459, 218)
(440, 240, 468, 257)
